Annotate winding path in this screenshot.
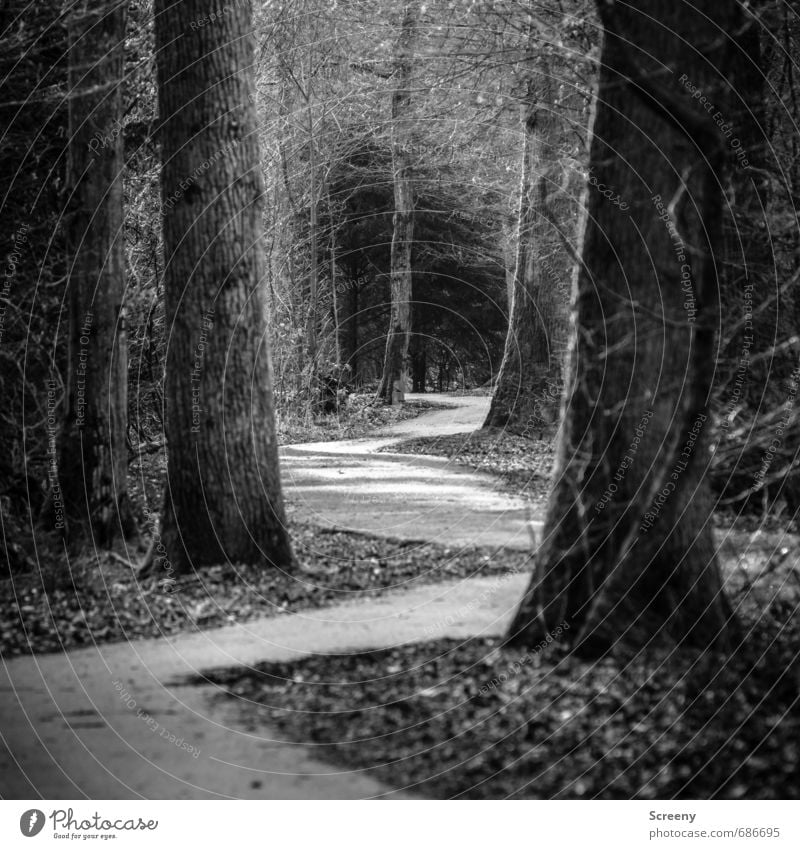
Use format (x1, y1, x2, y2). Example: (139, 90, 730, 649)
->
(281, 394, 537, 550)
(0, 395, 536, 800)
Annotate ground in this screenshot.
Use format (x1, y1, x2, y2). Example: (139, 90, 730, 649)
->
(0, 394, 537, 798)
(280, 394, 541, 549)
(1, 395, 798, 799)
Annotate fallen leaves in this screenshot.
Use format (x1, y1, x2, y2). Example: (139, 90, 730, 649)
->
(0, 521, 529, 658)
(204, 617, 800, 799)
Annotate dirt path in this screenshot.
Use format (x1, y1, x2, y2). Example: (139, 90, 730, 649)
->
(0, 395, 537, 799)
(281, 393, 539, 550)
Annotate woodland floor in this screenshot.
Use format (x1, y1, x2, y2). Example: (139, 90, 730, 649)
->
(218, 398, 800, 799)
(0, 525, 527, 657)
(2, 393, 799, 798)
(204, 618, 800, 799)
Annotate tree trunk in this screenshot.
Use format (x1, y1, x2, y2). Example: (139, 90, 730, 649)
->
(486, 55, 566, 434)
(329, 209, 342, 366)
(150, 0, 293, 574)
(342, 279, 360, 383)
(54, 0, 135, 547)
(507, 0, 740, 657)
(307, 95, 319, 371)
(411, 344, 426, 392)
(377, 1, 418, 405)
(275, 65, 306, 399)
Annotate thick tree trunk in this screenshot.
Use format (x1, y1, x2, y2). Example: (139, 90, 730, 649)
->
(486, 58, 566, 433)
(377, 1, 418, 405)
(507, 1, 740, 656)
(55, 0, 135, 546)
(150, 0, 292, 574)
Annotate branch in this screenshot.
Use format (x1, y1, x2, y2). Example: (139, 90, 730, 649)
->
(349, 61, 394, 80)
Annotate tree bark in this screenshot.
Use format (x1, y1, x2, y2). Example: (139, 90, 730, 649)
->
(341, 278, 360, 383)
(329, 206, 342, 366)
(506, 0, 740, 657)
(411, 343, 426, 392)
(307, 93, 320, 371)
(150, 0, 293, 574)
(486, 55, 566, 434)
(55, 0, 135, 547)
(377, 1, 418, 405)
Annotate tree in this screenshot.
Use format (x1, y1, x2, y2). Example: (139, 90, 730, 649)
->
(256, 0, 550, 402)
(265, 0, 339, 400)
(147, 0, 293, 574)
(485, 49, 567, 433)
(483, 1, 593, 435)
(326, 134, 508, 389)
(507, 0, 741, 656)
(54, 0, 136, 546)
(377, 0, 419, 404)
(0, 2, 68, 571)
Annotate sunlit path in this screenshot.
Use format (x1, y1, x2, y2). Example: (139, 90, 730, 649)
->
(281, 394, 541, 551)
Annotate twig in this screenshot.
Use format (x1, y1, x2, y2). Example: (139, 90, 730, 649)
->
(108, 551, 139, 570)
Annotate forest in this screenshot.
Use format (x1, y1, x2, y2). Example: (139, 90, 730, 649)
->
(1, 0, 799, 804)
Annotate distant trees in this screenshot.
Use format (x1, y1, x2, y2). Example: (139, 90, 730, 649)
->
(485, 2, 589, 433)
(377, 0, 419, 404)
(147, 0, 293, 574)
(507, 0, 740, 655)
(485, 51, 566, 432)
(55, 0, 135, 546)
(257, 0, 515, 400)
(326, 137, 508, 389)
(263, 0, 346, 400)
